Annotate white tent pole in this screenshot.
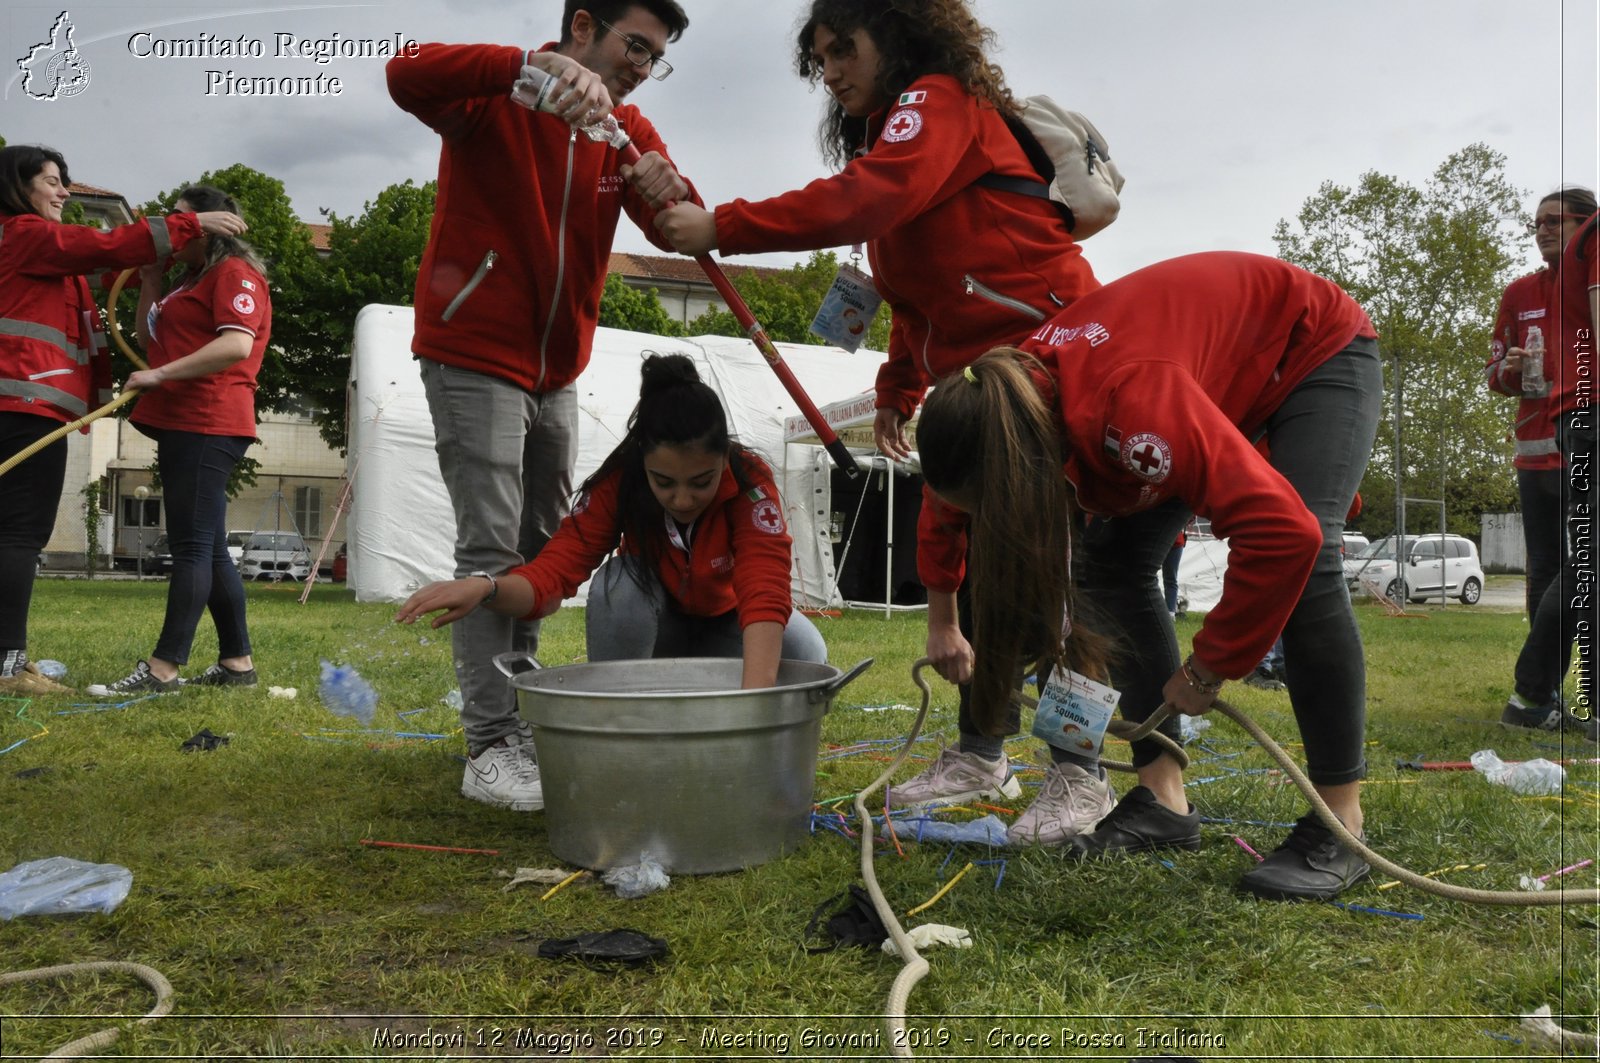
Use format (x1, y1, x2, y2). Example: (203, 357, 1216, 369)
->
(884, 462, 893, 620)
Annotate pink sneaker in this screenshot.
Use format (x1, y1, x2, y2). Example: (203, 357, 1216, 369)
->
(887, 748, 1023, 809)
(1008, 761, 1116, 846)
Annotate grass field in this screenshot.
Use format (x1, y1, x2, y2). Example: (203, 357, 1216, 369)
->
(1, 578, 1596, 1060)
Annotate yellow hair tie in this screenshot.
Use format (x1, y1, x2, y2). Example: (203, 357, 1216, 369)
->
(963, 365, 978, 384)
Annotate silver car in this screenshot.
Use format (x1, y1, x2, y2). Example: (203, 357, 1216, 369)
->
(238, 531, 311, 581)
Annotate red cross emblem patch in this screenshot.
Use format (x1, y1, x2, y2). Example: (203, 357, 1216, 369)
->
(882, 108, 923, 143)
(751, 498, 785, 535)
(1121, 432, 1172, 483)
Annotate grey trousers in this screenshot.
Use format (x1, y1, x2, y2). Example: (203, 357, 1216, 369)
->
(586, 555, 828, 665)
(420, 360, 577, 753)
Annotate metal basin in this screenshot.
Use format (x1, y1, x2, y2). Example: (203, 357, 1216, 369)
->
(500, 656, 870, 874)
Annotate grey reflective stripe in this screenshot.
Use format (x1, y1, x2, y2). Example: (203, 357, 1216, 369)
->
(1515, 437, 1559, 457)
(0, 378, 88, 415)
(0, 317, 91, 364)
(148, 216, 173, 259)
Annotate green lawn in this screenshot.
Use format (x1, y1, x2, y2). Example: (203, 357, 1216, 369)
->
(0, 579, 1595, 1059)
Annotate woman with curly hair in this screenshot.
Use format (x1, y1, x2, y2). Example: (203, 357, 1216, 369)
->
(655, 0, 1106, 844)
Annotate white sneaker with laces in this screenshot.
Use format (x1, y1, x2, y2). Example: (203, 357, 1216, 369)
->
(462, 737, 543, 811)
(1008, 761, 1116, 846)
(887, 748, 1023, 809)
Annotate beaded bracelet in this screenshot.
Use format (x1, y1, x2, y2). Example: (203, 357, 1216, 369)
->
(1181, 654, 1223, 695)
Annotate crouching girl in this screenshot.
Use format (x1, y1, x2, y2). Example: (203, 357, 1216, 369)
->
(398, 353, 826, 689)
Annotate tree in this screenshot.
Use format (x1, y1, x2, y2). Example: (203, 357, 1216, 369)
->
(1273, 143, 1526, 538)
(687, 250, 894, 351)
(598, 274, 686, 337)
(284, 180, 436, 450)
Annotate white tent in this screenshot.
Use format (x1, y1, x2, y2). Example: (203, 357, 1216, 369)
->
(343, 304, 887, 605)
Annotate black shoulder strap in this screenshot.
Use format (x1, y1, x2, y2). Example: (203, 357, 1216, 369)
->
(974, 111, 1077, 232)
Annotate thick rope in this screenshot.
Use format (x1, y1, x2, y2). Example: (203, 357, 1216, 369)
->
(0, 961, 173, 1059)
(861, 662, 1600, 1059)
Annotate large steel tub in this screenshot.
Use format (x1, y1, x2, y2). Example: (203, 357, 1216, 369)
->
(500, 656, 870, 874)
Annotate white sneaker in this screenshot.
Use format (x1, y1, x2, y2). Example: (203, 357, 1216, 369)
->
(887, 748, 1023, 809)
(1008, 761, 1116, 846)
(462, 738, 543, 811)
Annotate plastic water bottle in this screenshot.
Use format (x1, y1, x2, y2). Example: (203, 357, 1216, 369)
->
(318, 660, 379, 726)
(1522, 325, 1549, 397)
(1469, 748, 1564, 795)
(510, 65, 631, 150)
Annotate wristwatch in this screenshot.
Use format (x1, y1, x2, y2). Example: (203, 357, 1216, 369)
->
(470, 570, 498, 604)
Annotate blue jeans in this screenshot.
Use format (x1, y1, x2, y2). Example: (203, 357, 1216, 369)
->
(1515, 409, 1599, 710)
(420, 360, 577, 752)
(0, 412, 67, 651)
(1078, 336, 1383, 785)
(143, 427, 254, 665)
(586, 556, 828, 664)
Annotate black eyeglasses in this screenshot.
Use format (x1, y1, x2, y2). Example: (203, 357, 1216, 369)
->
(1527, 213, 1584, 235)
(597, 18, 673, 81)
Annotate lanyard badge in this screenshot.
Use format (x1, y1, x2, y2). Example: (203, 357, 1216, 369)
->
(808, 249, 883, 353)
(1030, 666, 1120, 759)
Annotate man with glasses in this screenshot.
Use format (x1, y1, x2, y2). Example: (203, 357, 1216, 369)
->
(1486, 186, 1599, 738)
(387, 0, 696, 812)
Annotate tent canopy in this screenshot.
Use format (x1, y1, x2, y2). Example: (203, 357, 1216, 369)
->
(344, 305, 887, 605)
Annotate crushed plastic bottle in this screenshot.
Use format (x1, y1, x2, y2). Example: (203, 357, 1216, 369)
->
(1469, 748, 1565, 795)
(318, 660, 378, 726)
(1521, 325, 1549, 397)
(34, 660, 67, 680)
(510, 65, 633, 149)
(603, 853, 670, 899)
(442, 688, 464, 711)
(1178, 714, 1213, 744)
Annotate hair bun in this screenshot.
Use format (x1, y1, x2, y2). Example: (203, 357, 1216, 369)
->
(638, 352, 701, 399)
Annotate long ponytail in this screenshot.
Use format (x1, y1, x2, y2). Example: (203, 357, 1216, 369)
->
(918, 349, 1106, 732)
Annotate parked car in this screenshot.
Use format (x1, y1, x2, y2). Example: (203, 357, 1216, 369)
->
(238, 531, 312, 581)
(149, 534, 174, 575)
(226, 530, 251, 567)
(1345, 534, 1484, 604)
(1341, 531, 1370, 557)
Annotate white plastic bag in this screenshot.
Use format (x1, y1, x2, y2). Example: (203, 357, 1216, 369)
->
(0, 857, 133, 919)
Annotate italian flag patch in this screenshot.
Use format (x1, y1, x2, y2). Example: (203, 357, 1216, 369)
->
(898, 90, 926, 105)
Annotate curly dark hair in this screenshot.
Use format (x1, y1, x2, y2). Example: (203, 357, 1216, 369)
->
(795, 0, 1017, 169)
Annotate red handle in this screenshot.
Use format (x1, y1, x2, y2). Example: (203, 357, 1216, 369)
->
(620, 142, 861, 479)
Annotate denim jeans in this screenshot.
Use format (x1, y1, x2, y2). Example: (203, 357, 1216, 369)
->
(1078, 336, 1383, 785)
(585, 555, 828, 664)
(144, 427, 254, 665)
(1515, 409, 1599, 710)
(420, 360, 577, 752)
(0, 412, 67, 651)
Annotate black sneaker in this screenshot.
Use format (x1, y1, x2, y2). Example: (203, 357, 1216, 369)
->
(85, 660, 179, 697)
(1501, 696, 1578, 733)
(1064, 786, 1201, 860)
(183, 663, 259, 688)
(1243, 668, 1285, 692)
(1238, 812, 1370, 901)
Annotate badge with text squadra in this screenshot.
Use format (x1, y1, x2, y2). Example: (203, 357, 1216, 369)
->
(1030, 667, 1120, 759)
(809, 261, 883, 352)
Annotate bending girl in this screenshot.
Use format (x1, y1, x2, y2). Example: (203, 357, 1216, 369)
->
(917, 252, 1382, 901)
